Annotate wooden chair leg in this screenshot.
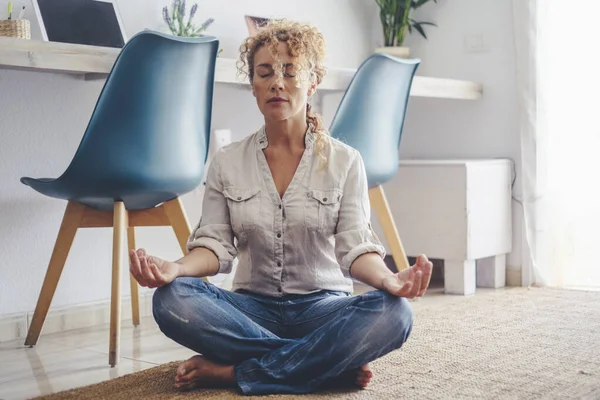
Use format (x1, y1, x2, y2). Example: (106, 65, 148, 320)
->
(109, 202, 128, 367)
(163, 197, 209, 282)
(369, 185, 411, 272)
(25, 201, 86, 347)
(127, 227, 140, 327)
(163, 197, 192, 254)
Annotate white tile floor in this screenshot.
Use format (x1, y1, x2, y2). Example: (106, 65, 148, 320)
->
(0, 283, 447, 400)
(0, 315, 197, 400)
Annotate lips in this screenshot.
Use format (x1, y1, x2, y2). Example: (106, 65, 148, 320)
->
(267, 97, 287, 103)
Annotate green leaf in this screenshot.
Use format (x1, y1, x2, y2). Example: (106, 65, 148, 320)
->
(375, 0, 436, 45)
(412, 0, 437, 8)
(415, 21, 437, 27)
(411, 22, 428, 39)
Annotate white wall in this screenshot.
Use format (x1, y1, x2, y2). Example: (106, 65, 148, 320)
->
(0, 0, 380, 316)
(323, 0, 522, 276)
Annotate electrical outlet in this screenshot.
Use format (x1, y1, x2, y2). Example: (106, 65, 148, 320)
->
(464, 34, 488, 53)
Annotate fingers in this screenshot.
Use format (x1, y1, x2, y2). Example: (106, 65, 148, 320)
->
(129, 248, 167, 288)
(139, 255, 155, 284)
(129, 249, 146, 286)
(140, 255, 166, 288)
(146, 257, 169, 288)
(392, 271, 422, 299)
(419, 263, 433, 296)
(411, 270, 423, 298)
(415, 254, 433, 296)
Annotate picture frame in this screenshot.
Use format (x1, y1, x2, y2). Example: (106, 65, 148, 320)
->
(32, 0, 127, 47)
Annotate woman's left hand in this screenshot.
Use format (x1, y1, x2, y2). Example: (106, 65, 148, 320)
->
(382, 255, 433, 299)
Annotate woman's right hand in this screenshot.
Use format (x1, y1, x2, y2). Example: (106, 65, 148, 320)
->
(129, 248, 181, 288)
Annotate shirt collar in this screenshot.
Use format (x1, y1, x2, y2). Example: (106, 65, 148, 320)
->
(256, 125, 316, 150)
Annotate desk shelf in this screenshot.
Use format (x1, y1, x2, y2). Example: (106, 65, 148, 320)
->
(0, 37, 483, 100)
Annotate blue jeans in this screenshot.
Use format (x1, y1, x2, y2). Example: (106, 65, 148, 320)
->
(152, 277, 413, 395)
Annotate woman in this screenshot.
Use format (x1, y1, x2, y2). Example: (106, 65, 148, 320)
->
(129, 19, 433, 395)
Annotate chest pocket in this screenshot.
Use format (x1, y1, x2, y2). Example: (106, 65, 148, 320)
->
(223, 187, 261, 234)
(304, 188, 343, 234)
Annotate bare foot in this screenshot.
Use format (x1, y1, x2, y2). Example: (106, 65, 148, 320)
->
(354, 364, 373, 388)
(174, 355, 236, 391)
(331, 364, 373, 389)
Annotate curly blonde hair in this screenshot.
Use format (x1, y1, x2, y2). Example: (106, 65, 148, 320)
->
(237, 19, 329, 167)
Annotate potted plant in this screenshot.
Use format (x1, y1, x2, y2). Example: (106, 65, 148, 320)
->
(162, 0, 214, 37)
(374, 0, 438, 58)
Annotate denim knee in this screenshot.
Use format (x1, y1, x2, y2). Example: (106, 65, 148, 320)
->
(152, 277, 210, 327)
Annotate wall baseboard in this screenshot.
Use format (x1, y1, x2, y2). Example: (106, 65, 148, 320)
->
(506, 268, 522, 287)
(0, 292, 155, 343)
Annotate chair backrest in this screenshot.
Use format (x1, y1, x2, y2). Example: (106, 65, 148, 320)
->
(329, 53, 420, 188)
(60, 30, 219, 197)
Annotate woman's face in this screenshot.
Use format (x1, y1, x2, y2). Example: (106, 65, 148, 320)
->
(251, 41, 316, 123)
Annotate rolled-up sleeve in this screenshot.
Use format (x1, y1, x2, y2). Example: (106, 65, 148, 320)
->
(187, 151, 237, 274)
(334, 150, 386, 276)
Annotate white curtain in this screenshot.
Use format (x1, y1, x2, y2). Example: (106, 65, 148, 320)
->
(515, 0, 600, 289)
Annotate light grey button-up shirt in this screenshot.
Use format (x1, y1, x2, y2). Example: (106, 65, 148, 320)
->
(187, 125, 385, 296)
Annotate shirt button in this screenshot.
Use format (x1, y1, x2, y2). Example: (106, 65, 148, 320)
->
(277, 287, 282, 293)
(323, 197, 328, 202)
(279, 204, 282, 209)
(277, 233, 281, 238)
(237, 196, 242, 200)
(277, 261, 282, 267)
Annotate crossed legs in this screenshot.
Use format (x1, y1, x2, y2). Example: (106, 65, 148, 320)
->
(153, 278, 413, 395)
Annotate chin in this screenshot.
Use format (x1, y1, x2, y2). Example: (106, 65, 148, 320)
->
(263, 110, 292, 122)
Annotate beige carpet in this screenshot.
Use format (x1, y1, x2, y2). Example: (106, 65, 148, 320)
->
(33, 287, 600, 399)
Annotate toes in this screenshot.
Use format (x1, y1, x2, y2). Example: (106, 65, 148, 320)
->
(355, 371, 373, 387)
(355, 378, 369, 388)
(355, 366, 373, 388)
(176, 357, 201, 383)
(175, 381, 195, 391)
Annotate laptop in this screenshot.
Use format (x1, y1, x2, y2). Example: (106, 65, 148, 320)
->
(32, 0, 127, 48)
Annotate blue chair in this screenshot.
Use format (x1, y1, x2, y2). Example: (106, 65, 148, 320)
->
(21, 30, 219, 366)
(329, 53, 420, 273)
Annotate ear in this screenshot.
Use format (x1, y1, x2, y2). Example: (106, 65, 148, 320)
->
(307, 83, 317, 98)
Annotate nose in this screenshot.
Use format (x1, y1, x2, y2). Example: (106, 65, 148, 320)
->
(270, 74, 284, 92)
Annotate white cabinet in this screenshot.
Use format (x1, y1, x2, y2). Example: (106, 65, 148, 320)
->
(371, 159, 513, 295)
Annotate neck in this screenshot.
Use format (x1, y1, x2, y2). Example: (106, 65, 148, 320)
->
(264, 113, 308, 150)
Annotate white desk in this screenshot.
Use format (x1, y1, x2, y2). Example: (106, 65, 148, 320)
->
(0, 37, 483, 100)
(375, 159, 513, 295)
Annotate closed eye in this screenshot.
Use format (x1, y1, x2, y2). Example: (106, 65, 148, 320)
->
(256, 63, 297, 79)
(284, 64, 296, 78)
(258, 72, 295, 78)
